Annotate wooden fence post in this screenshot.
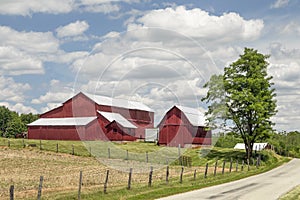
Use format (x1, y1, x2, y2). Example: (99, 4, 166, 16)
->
(166, 166, 169, 184)
(39, 140, 42, 150)
(37, 176, 43, 200)
(104, 170, 109, 194)
(241, 160, 244, 171)
(56, 143, 59, 153)
(256, 157, 259, 168)
(194, 169, 197, 180)
(72, 145, 74, 155)
(178, 144, 181, 165)
(108, 147, 110, 159)
(204, 163, 208, 178)
(89, 146, 91, 157)
(8, 139, 10, 147)
(229, 158, 233, 173)
(78, 171, 82, 200)
(127, 168, 133, 190)
(236, 160, 238, 172)
(180, 167, 184, 183)
(126, 150, 129, 160)
(214, 160, 218, 176)
(222, 160, 226, 174)
(22, 139, 25, 148)
(9, 185, 14, 200)
(148, 166, 153, 187)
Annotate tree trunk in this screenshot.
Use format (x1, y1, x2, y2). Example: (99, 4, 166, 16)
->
(245, 142, 253, 162)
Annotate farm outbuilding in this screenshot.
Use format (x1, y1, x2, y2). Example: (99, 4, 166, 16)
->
(157, 105, 211, 147)
(234, 143, 270, 151)
(28, 92, 154, 141)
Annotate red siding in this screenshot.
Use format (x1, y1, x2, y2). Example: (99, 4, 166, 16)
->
(27, 119, 107, 141)
(29, 92, 154, 141)
(158, 106, 211, 147)
(105, 121, 136, 141)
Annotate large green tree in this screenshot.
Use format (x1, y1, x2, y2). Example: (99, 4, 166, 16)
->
(202, 48, 277, 160)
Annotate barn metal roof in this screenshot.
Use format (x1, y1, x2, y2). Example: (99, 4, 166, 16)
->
(234, 143, 268, 151)
(28, 117, 97, 126)
(176, 105, 206, 127)
(83, 92, 153, 112)
(97, 111, 137, 129)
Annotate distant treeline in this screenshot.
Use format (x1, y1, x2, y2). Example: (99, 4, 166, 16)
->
(0, 106, 38, 138)
(215, 131, 300, 158)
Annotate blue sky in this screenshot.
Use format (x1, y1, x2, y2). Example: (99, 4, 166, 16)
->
(0, 0, 300, 131)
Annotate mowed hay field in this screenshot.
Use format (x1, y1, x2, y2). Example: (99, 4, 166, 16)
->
(0, 139, 289, 200)
(0, 146, 196, 200)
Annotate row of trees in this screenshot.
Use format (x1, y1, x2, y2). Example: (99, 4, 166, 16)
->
(0, 106, 38, 138)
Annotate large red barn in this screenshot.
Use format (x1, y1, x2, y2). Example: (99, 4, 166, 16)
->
(28, 92, 154, 141)
(158, 105, 211, 147)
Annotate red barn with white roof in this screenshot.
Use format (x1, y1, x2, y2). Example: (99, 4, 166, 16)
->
(28, 92, 154, 141)
(158, 105, 211, 147)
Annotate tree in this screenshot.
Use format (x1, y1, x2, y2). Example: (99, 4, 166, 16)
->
(0, 106, 18, 137)
(4, 116, 26, 138)
(202, 48, 277, 160)
(20, 113, 39, 125)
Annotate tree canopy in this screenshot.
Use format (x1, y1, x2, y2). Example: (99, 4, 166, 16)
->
(0, 106, 38, 138)
(202, 48, 277, 160)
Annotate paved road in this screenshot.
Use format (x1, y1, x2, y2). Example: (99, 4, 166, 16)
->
(158, 159, 300, 200)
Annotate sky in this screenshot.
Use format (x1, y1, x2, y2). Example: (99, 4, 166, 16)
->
(0, 0, 300, 132)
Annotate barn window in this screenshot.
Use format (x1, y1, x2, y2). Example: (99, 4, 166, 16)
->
(113, 128, 117, 133)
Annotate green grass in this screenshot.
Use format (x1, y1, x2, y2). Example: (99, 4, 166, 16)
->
(0, 138, 290, 200)
(280, 185, 300, 200)
(54, 152, 289, 200)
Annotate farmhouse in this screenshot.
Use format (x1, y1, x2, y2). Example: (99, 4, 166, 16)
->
(28, 92, 154, 141)
(157, 105, 211, 147)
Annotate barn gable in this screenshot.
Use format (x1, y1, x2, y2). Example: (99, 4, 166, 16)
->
(158, 105, 211, 147)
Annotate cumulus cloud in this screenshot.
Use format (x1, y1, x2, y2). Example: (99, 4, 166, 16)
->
(267, 43, 300, 131)
(0, 76, 31, 102)
(56, 20, 90, 38)
(0, 26, 59, 54)
(133, 6, 264, 42)
(0, 0, 74, 16)
(0, 0, 141, 16)
(271, 0, 289, 8)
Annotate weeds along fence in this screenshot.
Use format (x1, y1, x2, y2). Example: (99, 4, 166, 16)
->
(4, 157, 262, 200)
(0, 138, 266, 199)
(0, 138, 187, 165)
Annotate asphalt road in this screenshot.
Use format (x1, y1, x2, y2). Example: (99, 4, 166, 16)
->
(158, 159, 300, 200)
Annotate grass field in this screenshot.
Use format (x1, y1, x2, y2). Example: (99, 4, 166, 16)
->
(0, 138, 290, 200)
(280, 185, 300, 200)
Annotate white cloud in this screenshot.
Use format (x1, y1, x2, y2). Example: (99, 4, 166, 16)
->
(271, 0, 289, 8)
(0, 46, 44, 75)
(0, 26, 59, 54)
(133, 6, 264, 42)
(56, 21, 90, 38)
(82, 3, 120, 13)
(0, 76, 31, 102)
(0, 0, 74, 16)
(0, 102, 37, 114)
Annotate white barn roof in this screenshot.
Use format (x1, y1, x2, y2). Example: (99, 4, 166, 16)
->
(234, 143, 268, 151)
(98, 111, 137, 129)
(176, 105, 206, 126)
(83, 92, 153, 112)
(28, 117, 97, 126)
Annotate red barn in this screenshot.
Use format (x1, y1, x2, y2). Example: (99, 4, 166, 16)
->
(158, 105, 211, 147)
(28, 92, 154, 141)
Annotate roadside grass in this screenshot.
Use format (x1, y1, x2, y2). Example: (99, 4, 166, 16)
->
(0, 138, 290, 200)
(54, 153, 289, 200)
(280, 185, 300, 200)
